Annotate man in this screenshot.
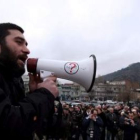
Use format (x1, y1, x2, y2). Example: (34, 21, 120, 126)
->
(120, 112, 137, 140)
(0, 23, 59, 140)
(82, 109, 104, 140)
(106, 107, 119, 140)
(71, 106, 83, 140)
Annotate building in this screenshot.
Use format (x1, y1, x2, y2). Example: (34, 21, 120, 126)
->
(21, 75, 140, 102)
(93, 80, 140, 101)
(93, 81, 126, 100)
(58, 83, 81, 100)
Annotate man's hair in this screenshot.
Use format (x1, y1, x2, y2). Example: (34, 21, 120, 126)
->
(0, 23, 24, 44)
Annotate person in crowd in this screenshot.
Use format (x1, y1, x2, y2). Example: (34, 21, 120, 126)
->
(120, 112, 137, 140)
(81, 107, 92, 140)
(82, 108, 104, 140)
(61, 107, 72, 140)
(122, 106, 130, 115)
(134, 110, 140, 140)
(113, 105, 123, 140)
(97, 108, 106, 140)
(131, 108, 138, 119)
(0, 23, 59, 140)
(106, 107, 119, 140)
(70, 105, 83, 140)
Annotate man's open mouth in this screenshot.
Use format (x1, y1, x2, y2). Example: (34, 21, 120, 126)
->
(18, 56, 28, 64)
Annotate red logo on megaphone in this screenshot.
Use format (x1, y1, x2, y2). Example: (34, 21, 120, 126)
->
(64, 62, 79, 74)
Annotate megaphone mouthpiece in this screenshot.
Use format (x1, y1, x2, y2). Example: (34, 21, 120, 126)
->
(27, 58, 38, 73)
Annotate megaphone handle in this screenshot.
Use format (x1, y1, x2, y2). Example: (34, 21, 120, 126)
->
(40, 70, 54, 81)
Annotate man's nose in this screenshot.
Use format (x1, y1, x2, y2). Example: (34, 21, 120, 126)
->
(23, 46, 30, 54)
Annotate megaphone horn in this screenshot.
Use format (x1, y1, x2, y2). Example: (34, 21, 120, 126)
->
(26, 55, 97, 92)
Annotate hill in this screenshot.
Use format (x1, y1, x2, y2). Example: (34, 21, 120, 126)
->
(97, 62, 140, 84)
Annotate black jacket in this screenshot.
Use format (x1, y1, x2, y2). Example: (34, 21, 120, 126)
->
(0, 63, 55, 140)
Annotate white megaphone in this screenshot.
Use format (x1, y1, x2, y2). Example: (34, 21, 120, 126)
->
(26, 55, 97, 92)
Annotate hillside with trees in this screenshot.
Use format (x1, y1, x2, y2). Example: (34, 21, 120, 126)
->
(96, 62, 140, 85)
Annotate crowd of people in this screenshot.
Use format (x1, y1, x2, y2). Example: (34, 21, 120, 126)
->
(40, 101, 140, 140)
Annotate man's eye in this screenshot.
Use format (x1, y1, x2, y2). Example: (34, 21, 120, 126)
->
(16, 40, 22, 44)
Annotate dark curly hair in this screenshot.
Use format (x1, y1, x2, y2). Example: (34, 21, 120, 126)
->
(0, 23, 24, 45)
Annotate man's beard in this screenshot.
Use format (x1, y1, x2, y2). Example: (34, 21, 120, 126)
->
(0, 44, 25, 77)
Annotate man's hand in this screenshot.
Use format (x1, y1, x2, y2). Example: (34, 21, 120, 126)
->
(28, 73, 42, 92)
(37, 76, 59, 98)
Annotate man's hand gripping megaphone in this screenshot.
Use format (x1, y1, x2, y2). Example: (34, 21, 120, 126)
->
(28, 71, 59, 98)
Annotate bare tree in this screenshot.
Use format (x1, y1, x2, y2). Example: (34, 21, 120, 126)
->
(95, 75, 104, 83)
(117, 80, 139, 103)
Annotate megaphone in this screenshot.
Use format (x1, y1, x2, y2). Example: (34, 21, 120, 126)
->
(26, 54, 97, 92)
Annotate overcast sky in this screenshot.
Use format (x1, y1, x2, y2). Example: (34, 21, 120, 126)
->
(0, 0, 140, 83)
